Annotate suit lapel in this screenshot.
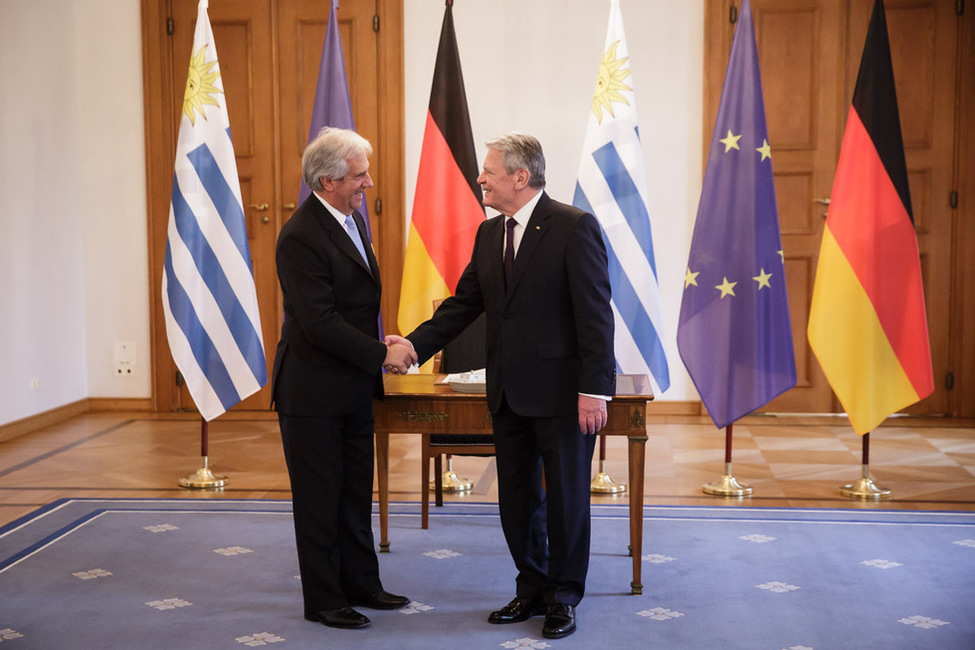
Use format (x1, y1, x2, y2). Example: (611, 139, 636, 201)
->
(312, 201, 378, 283)
(482, 215, 507, 299)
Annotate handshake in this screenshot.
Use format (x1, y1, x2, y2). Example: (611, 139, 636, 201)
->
(383, 335, 418, 374)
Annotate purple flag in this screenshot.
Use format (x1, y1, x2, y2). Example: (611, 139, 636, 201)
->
(676, 0, 796, 429)
(299, 0, 381, 337)
(298, 0, 369, 240)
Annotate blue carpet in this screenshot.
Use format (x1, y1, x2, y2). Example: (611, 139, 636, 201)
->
(1, 499, 973, 649)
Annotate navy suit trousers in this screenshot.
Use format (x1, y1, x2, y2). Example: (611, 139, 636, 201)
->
(492, 395, 598, 606)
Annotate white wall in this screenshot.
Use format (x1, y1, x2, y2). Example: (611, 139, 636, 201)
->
(0, 0, 703, 426)
(1, 1, 89, 424)
(77, 1, 151, 401)
(0, 0, 149, 426)
(405, 0, 703, 400)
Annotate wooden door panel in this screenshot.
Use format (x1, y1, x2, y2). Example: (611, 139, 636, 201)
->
(774, 171, 817, 233)
(755, 0, 845, 412)
(756, 4, 820, 149)
(885, 3, 938, 148)
(783, 255, 816, 390)
(213, 4, 278, 412)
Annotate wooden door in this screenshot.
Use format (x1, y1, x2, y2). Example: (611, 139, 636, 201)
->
(143, 0, 404, 414)
(704, 0, 962, 416)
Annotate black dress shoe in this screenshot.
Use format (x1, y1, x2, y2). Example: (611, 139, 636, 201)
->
(354, 590, 410, 610)
(487, 596, 546, 624)
(542, 603, 576, 639)
(304, 607, 370, 629)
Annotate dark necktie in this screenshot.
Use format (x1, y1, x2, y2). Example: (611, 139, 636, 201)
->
(504, 217, 516, 287)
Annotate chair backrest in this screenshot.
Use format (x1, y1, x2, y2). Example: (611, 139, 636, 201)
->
(440, 311, 487, 373)
(430, 301, 493, 448)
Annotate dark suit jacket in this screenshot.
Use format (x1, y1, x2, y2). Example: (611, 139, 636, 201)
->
(408, 192, 616, 416)
(271, 195, 387, 416)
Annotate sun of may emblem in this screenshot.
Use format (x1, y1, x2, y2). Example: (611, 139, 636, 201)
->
(591, 40, 632, 124)
(182, 44, 222, 126)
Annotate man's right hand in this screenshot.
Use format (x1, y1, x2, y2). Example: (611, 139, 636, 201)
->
(383, 337, 417, 374)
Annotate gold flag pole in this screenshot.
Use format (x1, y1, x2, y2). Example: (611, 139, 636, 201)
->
(840, 431, 890, 499)
(591, 433, 626, 493)
(703, 422, 752, 496)
(179, 416, 228, 489)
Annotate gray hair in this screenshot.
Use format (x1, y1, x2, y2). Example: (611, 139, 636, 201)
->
(485, 132, 546, 189)
(302, 127, 373, 191)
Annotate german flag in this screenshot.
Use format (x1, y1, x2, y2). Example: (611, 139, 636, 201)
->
(808, 0, 933, 434)
(397, 0, 483, 352)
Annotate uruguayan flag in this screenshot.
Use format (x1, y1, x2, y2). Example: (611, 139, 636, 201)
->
(162, 0, 266, 421)
(573, 0, 670, 395)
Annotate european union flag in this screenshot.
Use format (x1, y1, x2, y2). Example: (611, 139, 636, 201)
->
(298, 0, 362, 213)
(676, 0, 796, 429)
(298, 0, 381, 336)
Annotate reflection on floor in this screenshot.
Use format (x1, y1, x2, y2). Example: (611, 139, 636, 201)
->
(1, 411, 973, 528)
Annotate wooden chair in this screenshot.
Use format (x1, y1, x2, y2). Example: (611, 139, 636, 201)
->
(422, 303, 493, 529)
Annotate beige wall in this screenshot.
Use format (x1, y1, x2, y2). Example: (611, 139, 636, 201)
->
(0, 0, 149, 426)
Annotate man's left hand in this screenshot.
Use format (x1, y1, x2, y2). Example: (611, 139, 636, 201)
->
(578, 394, 607, 435)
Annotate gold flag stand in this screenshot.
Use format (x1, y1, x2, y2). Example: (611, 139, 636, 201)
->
(703, 423, 753, 496)
(179, 417, 228, 489)
(591, 433, 626, 493)
(840, 432, 890, 499)
(432, 455, 473, 492)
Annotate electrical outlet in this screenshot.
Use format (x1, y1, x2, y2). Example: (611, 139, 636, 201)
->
(29, 377, 41, 391)
(114, 341, 137, 377)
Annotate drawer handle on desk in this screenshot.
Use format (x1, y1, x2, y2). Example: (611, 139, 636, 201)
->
(398, 410, 448, 422)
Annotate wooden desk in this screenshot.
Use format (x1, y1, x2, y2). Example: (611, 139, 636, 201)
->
(374, 374, 653, 595)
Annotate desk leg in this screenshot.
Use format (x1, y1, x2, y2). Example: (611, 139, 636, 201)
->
(627, 433, 648, 594)
(376, 431, 390, 553)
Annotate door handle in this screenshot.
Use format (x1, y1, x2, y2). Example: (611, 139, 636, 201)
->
(813, 197, 830, 218)
(249, 202, 270, 211)
(283, 203, 296, 210)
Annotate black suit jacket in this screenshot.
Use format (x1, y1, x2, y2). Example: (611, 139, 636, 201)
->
(271, 195, 387, 416)
(408, 192, 616, 416)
